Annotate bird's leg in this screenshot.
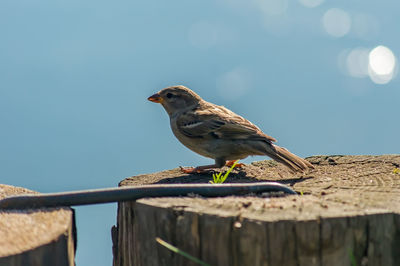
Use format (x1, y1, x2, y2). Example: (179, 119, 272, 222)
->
(225, 160, 245, 168)
(180, 158, 226, 174)
(180, 164, 220, 174)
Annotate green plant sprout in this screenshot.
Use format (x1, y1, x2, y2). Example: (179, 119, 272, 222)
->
(210, 160, 238, 184)
(348, 248, 357, 266)
(156, 237, 210, 266)
(393, 168, 400, 174)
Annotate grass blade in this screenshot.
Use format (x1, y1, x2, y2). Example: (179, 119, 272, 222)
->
(348, 248, 357, 266)
(156, 237, 210, 266)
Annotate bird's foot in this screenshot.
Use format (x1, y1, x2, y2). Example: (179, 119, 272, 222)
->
(179, 166, 205, 174)
(225, 160, 245, 168)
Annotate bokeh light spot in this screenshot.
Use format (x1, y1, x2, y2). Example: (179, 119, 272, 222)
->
(369, 46, 395, 75)
(322, 8, 351, 37)
(338, 46, 397, 84)
(368, 45, 396, 84)
(346, 48, 370, 78)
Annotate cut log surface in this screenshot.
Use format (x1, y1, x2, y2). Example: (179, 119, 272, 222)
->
(114, 155, 400, 266)
(0, 184, 76, 266)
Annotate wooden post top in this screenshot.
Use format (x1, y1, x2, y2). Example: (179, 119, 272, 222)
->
(119, 155, 400, 220)
(0, 184, 75, 265)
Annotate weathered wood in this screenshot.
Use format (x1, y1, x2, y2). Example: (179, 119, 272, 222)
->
(0, 184, 76, 266)
(113, 155, 400, 266)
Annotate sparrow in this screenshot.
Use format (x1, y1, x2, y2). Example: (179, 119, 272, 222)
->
(148, 85, 314, 173)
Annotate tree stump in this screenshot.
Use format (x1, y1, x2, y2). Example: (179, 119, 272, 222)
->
(113, 155, 400, 266)
(0, 184, 76, 266)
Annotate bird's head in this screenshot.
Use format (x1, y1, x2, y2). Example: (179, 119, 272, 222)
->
(148, 85, 202, 116)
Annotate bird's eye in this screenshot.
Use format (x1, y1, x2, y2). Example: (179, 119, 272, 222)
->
(166, 93, 173, 99)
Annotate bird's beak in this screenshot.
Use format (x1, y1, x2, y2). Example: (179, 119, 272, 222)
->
(148, 93, 163, 103)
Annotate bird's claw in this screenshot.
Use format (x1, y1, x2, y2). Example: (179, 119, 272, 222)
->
(225, 160, 245, 168)
(180, 166, 203, 174)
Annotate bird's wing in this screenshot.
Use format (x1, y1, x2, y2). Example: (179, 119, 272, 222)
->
(176, 104, 276, 142)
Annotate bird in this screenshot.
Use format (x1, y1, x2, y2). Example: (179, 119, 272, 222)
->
(148, 85, 314, 174)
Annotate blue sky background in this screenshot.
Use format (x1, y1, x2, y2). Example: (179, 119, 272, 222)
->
(1, 0, 399, 265)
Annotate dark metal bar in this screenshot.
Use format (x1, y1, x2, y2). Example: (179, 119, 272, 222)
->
(0, 182, 296, 209)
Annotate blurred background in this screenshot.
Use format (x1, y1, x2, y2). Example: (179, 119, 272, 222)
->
(1, 0, 399, 265)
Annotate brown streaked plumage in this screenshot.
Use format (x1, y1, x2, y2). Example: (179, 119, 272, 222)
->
(148, 85, 314, 173)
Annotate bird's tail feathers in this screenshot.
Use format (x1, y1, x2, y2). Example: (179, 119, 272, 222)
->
(266, 144, 314, 172)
